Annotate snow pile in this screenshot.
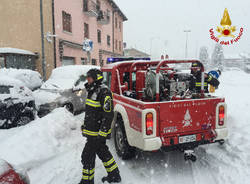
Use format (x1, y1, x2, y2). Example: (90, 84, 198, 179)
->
(0, 76, 34, 103)
(0, 108, 81, 166)
(0, 159, 10, 176)
(0, 68, 42, 90)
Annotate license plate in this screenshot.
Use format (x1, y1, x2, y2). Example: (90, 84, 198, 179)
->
(179, 135, 196, 144)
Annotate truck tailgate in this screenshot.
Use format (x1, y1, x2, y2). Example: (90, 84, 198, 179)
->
(159, 98, 224, 137)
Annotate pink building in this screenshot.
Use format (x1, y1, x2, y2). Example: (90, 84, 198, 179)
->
(54, 0, 127, 67)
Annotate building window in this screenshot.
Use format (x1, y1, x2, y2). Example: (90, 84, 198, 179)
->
(62, 11, 72, 33)
(83, 0, 88, 11)
(119, 41, 122, 51)
(81, 58, 87, 65)
(92, 59, 96, 65)
(62, 56, 75, 66)
(107, 35, 111, 46)
(119, 22, 122, 32)
(115, 17, 118, 29)
(115, 40, 118, 50)
(97, 30, 101, 43)
(96, 0, 100, 11)
(84, 23, 89, 39)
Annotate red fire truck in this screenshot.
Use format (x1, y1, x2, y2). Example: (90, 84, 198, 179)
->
(102, 58, 228, 161)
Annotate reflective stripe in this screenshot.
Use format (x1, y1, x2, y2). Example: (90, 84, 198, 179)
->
(196, 82, 208, 86)
(82, 175, 89, 180)
(97, 74, 103, 80)
(82, 168, 95, 174)
(82, 174, 94, 180)
(103, 158, 115, 166)
(99, 129, 112, 137)
(82, 129, 99, 136)
(207, 75, 213, 82)
(86, 99, 101, 107)
(106, 163, 118, 172)
(89, 173, 95, 180)
(103, 96, 112, 112)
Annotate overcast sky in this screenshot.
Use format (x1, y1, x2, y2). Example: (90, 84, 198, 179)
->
(114, 0, 250, 59)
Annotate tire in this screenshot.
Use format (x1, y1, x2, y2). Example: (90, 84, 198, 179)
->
(16, 115, 32, 127)
(64, 103, 74, 114)
(114, 115, 136, 160)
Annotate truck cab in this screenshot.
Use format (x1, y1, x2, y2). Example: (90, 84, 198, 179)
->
(101, 58, 228, 161)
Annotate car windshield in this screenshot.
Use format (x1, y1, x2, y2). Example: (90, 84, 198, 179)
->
(0, 85, 13, 94)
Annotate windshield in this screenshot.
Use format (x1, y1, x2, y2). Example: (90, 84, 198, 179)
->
(0, 85, 13, 94)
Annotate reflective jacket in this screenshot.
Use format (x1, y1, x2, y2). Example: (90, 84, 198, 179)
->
(82, 83, 114, 139)
(190, 72, 220, 93)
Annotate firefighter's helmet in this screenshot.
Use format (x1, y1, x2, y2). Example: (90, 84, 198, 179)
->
(87, 68, 103, 82)
(191, 62, 202, 74)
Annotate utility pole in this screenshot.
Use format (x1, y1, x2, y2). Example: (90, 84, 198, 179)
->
(40, 0, 46, 81)
(184, 30, 191, 58)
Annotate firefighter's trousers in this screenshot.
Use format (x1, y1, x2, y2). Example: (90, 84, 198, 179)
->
(81, 137, 119, 184)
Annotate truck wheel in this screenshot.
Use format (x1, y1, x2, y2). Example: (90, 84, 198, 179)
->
(114, 117, 136, 160)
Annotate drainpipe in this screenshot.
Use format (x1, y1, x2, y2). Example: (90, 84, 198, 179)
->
(112, 10, 115, 54)
(40, 0, 46, 81)
(52, 0, 57, 68)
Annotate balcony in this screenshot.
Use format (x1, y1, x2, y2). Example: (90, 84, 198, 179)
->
(97, 10, 110, 25)
(83, 0, 98, 17)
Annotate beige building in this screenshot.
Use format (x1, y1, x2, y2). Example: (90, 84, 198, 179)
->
(0, 0, 55, 79)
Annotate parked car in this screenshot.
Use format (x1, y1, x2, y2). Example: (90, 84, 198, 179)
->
(0, 77, 36, 129)
(0, 68, 43, 91)
(34, 65, 99, 117)
(0, 159, 30, 184)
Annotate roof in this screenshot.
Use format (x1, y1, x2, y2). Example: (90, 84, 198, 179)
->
(0, 47, 35, 56)
(108, 0, 128, 21)
(124, 48, 151, 57)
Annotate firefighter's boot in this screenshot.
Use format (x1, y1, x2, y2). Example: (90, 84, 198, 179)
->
(101, 170, 121, 183)
(78, 179, 94, 184)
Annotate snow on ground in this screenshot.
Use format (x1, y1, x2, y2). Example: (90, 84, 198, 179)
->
(0, 70, 250, 184)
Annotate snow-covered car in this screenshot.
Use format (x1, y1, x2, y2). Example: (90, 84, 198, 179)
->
(34, 65, 99, 117)
(0, 68, 43, 91)
(0, 77, 36, 129)
(0, 159, 30, 184)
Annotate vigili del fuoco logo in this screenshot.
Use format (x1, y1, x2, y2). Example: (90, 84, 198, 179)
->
(209, 8, 243, 45)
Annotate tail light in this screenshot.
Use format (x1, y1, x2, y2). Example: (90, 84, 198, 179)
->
(146, 113, 153, 135)
(218, 105, 225, 126)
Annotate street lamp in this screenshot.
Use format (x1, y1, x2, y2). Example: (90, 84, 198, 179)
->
(184, 30, 191, 58)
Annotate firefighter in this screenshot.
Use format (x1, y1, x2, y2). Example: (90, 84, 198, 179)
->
(190, 62, 220, 93)
(79, 68, 121, 184)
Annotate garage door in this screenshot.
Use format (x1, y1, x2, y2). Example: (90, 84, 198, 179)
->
(62, 57, 75, 66)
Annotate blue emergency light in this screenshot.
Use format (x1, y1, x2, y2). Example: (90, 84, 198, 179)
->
(107, 57, 151, 63)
